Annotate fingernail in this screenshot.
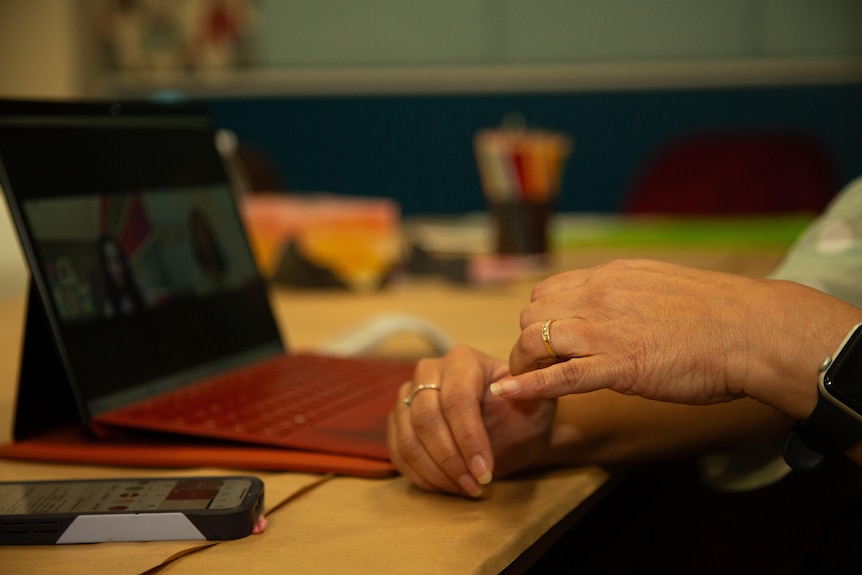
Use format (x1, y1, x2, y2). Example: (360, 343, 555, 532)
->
(458, 474, 483, 498)
(471, 455, 493, 485)
(490, 379, 519, 396)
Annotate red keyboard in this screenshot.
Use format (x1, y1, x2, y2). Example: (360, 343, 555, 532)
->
(98, 353, 414, 444)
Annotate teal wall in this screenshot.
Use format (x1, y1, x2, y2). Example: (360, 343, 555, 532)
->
(205, 83, 862, 215)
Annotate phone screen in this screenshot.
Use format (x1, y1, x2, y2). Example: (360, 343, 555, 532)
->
(0, 478, 252, 515)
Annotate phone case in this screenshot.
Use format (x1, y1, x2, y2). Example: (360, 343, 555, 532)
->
(0, 476, 264, 545)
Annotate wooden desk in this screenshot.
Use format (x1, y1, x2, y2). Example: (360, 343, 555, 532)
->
(0, 241, 787, 575)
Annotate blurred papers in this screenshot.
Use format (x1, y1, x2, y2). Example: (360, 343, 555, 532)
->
(241, 193, 401, 291)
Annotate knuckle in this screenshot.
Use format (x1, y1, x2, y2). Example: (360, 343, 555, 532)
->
(397, 380, 413, 397)
(527, 366, 557, 395)
(529, 275, 554, 301)
(509, 333, 528, 359)
(437, 449, 466, 471)
(409, 405, 440, 435)
(555, 358, 584, 384)
(449, 342, 474, 356)
(397, 438, 425, 463)
(519, 306, 532, 330)
(605, 257, 639, 270)
(529, 358, 584, 397)
(524, 324, 546, 356)
(413, 356, 442, 379)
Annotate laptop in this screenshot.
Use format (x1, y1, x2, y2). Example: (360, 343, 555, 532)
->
(0, 99, 417, 477)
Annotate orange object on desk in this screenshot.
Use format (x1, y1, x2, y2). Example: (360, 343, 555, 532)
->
(241, 192, 402, 290)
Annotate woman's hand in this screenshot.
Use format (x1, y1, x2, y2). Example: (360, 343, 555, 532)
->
(496, 259, 862, 421)
(387, 344, 556, 498)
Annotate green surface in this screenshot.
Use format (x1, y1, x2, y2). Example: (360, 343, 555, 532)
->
(553, 214, 815, 249)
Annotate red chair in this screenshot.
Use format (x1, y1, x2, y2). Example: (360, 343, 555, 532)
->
(623, 132, 838, 215)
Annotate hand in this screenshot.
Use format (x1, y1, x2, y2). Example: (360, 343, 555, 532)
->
(493, 259, 862, 420)
(387, 344, 557, 498)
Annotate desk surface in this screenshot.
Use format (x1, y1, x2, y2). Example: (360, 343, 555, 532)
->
(0, 238, 787, 575)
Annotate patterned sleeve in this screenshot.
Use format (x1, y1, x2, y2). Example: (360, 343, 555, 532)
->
(768, 175, 862, 306)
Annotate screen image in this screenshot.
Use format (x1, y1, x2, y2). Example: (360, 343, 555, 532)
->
(24, 185, 258, 323)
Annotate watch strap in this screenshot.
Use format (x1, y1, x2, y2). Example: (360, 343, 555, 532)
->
(783, 391, 862, 471)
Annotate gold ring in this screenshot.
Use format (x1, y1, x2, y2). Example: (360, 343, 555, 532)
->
(403, 383, 442, 407)
(542, 319, 561, 361)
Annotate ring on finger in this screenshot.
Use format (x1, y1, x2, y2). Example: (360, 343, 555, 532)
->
(403, 383, 442, 407)
(542, 319, 562, 361)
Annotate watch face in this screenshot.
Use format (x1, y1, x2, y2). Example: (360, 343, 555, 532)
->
(822, 326, 862, 409)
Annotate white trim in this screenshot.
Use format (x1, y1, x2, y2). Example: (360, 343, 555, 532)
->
(57, 513, 204, 544)
(100, 57, 862, 98)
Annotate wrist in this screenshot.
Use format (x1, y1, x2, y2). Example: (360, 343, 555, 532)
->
(734, 280, 862, 419)
(783, 323, 862, 471)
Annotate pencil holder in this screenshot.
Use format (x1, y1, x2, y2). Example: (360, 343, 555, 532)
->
(473, 121, 572, 257)
(490, 200, 552, 255)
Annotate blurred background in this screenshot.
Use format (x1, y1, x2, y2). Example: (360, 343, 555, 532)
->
(1, 0, 861, 293)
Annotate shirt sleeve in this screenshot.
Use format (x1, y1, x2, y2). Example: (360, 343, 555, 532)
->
(768, 175, 862, 306)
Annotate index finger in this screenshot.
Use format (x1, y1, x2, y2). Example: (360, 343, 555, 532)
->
(492, 355, 610, 399)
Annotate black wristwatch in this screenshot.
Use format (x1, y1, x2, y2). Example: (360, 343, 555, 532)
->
(783, 323, 862, 471)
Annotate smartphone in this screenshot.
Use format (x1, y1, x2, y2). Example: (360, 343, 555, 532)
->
(0, 475, 264, 545)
